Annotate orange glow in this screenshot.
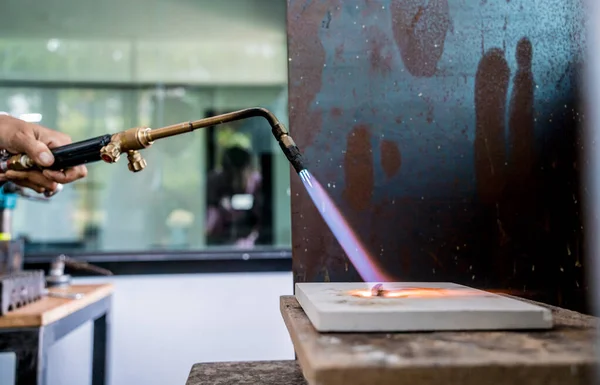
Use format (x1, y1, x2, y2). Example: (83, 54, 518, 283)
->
(349, 285, 477, 299)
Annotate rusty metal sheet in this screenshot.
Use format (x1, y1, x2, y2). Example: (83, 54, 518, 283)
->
(287, 0, 587, 311)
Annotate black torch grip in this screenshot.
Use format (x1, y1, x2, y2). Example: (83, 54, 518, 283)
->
(48, 134, 113, 170)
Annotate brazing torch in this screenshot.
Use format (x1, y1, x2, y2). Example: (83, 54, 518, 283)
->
(0, 108, 310, 184)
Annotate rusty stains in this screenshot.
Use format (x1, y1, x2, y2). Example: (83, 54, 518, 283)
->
(508, 37, 535, 185)
(360, 0, 382, 17)
(343, 125, 374, 211)
(288, 0, 587, 312)
(474, 48, 510, 204)
(334, 43, 345, 62)
(380, 140, 402, 179)
(423, 96, 435, 124)
(288, 0, 343, 284)
(390, 0, 451, 77)
(480, 23, 485, 56)
(321, 10, 332, 29)
(367, 26, 393, 75)
(287, 0, 340, 148)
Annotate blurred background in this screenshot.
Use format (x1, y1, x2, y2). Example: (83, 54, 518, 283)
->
(0, 1, 294, 385)
(0, 0, 291, 253)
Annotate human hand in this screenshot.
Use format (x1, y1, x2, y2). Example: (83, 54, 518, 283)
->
(0, 115, 87, 193)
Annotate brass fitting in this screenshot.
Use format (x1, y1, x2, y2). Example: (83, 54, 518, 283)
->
(279, 134, 296, 148)
(127, 151, 147, 172)
(99, 127, 154, 171)
(0, 154, 35, 172)
(99, 142, 121, 163)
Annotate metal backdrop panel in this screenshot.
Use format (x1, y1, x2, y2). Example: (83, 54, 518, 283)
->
(287, 0, 587, 311)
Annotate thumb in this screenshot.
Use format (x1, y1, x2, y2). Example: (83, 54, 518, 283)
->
(22, 139, 54, 167)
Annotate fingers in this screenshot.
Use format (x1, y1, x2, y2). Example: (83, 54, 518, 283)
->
(2, 170, 58, 193)
(0, 116, 89, 187)
(36, 125, 72, 148)
(10, 180, 46, 194)
(0, 166, 86, 196)
(43, 165, 88, 184)
(0, 119, 55, 167)
(11, 131, 54, 167)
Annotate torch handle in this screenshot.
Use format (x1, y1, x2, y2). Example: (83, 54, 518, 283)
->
(48, 134, 113, 170)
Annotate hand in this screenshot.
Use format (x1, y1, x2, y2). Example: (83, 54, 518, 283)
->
(0, 115, 87, 193)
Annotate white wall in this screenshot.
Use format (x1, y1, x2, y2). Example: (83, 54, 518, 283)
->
(0, 272, 295, 385)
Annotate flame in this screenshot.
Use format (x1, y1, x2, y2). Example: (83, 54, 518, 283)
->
(300, 170, 394, 282)
(349, 285, 478, 298)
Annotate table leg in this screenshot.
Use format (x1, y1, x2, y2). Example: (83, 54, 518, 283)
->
(92, 302, 111, 385)
(0, 328, 46, 385)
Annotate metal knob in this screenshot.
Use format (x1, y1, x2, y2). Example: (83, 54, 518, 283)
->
(127, 150, 147, 172)
(100, 142, 121, 163)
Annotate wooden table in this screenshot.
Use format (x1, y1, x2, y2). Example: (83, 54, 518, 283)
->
(186, 361, 307, 385)
(281, 295, 598, 385)
(0, 284, 113, 385)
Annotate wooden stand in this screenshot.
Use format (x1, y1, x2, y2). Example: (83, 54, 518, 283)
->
(186, 361, 306, 385)
(280, 295, 598, 385)
(0, 284, 113, 385)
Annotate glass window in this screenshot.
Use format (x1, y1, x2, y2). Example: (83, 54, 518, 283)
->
(3, 85, 291, 253)
(0, 0, 291, 255)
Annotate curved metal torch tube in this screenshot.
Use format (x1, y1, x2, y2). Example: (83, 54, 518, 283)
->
(149, 108, 281, 140)
(147, 107, 308, 174)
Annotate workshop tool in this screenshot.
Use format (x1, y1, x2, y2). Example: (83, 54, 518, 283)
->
(0, 107, 309, 181)
(294, 282, 552, 332)
(0, 254, 112, 314)
(46, 254, 113, 288)
(0, 184, 21, 275)
(0, 180, 71, 313)
(0, 269, 44, 315)
(0, 181, 62, 276)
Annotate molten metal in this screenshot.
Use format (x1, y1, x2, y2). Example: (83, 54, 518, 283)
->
(371, 283, 385, 296)
(350, 283, 476, 298)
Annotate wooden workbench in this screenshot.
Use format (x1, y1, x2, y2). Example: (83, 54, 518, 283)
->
(280, 295, 598, 385)
(0, 284, 114, 385)
(0, 284, 113, 328)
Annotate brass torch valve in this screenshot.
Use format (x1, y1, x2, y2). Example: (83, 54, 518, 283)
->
(98, 126, 154, 172)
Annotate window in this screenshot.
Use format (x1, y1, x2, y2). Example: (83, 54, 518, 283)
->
(2, 86, 292, 253)
(0, 0, 291, 255)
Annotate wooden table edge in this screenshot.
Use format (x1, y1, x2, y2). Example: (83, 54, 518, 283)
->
(0, 283, 114, 329)
(280, 297, 317, 384)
